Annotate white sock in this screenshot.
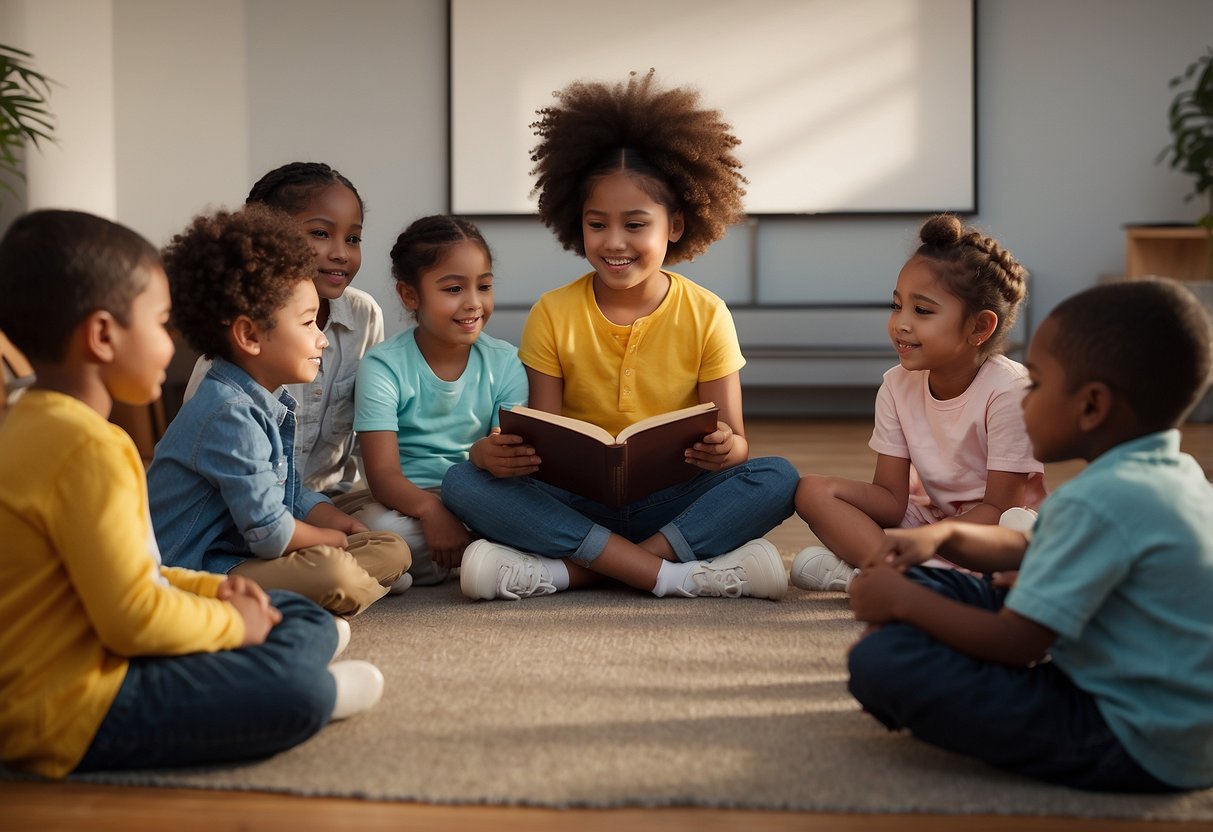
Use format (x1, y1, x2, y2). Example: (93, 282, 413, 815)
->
(652, 559, 697, 597)
(541, 557, 570, 591)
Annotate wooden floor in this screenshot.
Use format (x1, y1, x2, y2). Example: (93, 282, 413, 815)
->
(4, 418, 1212, 832)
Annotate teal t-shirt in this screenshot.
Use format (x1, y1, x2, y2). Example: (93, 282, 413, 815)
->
(353, 329, 528, 489)
(1007, 430, 1213, 788)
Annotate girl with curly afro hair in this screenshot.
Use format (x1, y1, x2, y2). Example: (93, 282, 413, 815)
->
(443, 71, 799, 604)
(792, 214, 1044, 594)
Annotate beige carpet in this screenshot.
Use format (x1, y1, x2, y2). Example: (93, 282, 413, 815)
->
(59, 576, 1213, 821)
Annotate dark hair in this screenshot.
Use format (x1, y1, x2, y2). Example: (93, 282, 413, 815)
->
(1047, 278, 1213, 430)
(0, 209, 159, 361)
(246, 161, 364, 217)
(160, 204, 317, 361)
(529, 69, 746, 264)
(389, 214, 492, 299)
(914, 214, 1028, 355)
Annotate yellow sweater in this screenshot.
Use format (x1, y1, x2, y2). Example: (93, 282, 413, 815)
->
(0, 391, 244, 778)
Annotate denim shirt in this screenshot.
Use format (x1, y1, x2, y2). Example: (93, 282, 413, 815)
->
(181, 287, 384, 495)
(148, 357, 330, 575)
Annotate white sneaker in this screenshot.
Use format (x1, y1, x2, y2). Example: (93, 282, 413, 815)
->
(328, 660, 384, 721)
(687, 539, 788, 600)
(331, 615, 351, 662)
(460, 539, 558, 601)
(790, 546, 858, 592)
(387, 572, 413, 595)
(999, 506, 1038, 541)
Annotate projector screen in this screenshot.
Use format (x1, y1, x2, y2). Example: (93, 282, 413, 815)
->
(450, 0, 974, 216)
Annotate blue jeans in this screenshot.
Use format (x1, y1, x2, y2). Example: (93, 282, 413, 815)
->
(441, 456, 798, 563)
(847, 567, 1176, 792)
(75, 591, 337, 772)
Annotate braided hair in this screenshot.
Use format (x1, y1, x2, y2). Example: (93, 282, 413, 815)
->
(246, 161, 364, 217)
(529, 69, 746, 264)
(389, 215, 492, 317)
(914, 214, 1028, 355)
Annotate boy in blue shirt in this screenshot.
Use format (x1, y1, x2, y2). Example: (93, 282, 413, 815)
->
(847, 277, 1213, 791)
(149, 206, 410, 617)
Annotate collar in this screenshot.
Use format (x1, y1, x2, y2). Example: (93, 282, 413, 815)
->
(208, 356, 297, 426)
(1084, 429, 1181, 476)
(326, 292, 356, 333)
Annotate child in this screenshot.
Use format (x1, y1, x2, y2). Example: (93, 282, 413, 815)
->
(349, 215, 531, 586)
(184, 162, 384, 498)
(149, 205, 411, 617)
(791, 214, 1045, 592)
(0, 210, 382, 778)
(847, 278, 1213, 791)
(442, 70, 799, 601)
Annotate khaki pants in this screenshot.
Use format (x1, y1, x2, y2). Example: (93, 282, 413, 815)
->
(231, 530, 411, 616)
(336, 488, 453, 586)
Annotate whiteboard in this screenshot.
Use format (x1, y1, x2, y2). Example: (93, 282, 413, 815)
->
(450, 0, 974, 215)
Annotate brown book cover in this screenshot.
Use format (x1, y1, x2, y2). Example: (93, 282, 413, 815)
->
(498, 402, 720, 507)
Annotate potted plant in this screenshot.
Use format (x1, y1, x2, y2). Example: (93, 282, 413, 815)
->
(0, 43, 55, 205)
(1159, 47, 1213, 231)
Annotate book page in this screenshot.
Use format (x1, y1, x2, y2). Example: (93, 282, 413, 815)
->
(615, 402, 718, 444)
(502, 406, 617, 446)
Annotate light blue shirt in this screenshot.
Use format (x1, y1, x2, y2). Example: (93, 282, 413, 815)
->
(149, 357, 330, 575)
(354, 329, 528, 489)
(183, 286, 385, 495)
(1007, 430, 1213, 788)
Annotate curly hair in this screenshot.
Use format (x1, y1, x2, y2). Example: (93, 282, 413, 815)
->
(1048, 278, 1213, 431)
(914, 214, 1028, 355)
(0, 210, 158, 362)
(246, 161, 365, 217)
(161, 204, 317, 361)
(529, 69, 746, 264)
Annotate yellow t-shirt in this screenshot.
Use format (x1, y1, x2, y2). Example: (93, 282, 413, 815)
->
(519, 272, 745, 436)
(0, 391, 244, 778)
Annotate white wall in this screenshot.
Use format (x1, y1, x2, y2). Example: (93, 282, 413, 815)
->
(1, 0, 116, 219)
(113, 0, 248, 244)
(3, 0, 1211, 413)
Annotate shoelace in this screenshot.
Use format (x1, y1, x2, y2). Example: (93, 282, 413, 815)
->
(496, 559, 556, 600)
(691, 565, 747, 598)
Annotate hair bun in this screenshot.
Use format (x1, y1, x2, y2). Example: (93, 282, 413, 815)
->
(919, 214, 964, 247)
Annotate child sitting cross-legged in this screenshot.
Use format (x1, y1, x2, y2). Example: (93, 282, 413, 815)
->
(149, 206, 411, 619)
(0, 210, 376, 779)
(847, 278, 1213, 791)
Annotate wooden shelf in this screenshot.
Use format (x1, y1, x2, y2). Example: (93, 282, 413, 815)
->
(1125, 226, 1212, 281)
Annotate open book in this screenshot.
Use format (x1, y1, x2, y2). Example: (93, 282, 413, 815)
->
(498, 402, 720, 507)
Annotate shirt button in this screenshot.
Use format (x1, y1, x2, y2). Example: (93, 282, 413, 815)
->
(624, 369, 633, 376)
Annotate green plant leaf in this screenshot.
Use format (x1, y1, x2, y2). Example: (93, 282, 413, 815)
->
(0, 41, 57, 207)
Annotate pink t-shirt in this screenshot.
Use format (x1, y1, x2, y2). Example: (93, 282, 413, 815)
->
(869, 354, 1046, 522)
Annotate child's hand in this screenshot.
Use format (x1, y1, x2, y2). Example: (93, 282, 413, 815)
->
(685, 421, 734, 471)
(848, 562, 910, 625)
(306, 501, 367, 535)
(470, 429, 540, 478)
(417, 500, 473, 569)
(990, 570, 1019, 589)
(227, 591, 282, 646)
(330, 512, 369, 536)
(216, 574, 271, 610)
(875, 525, 950, 571)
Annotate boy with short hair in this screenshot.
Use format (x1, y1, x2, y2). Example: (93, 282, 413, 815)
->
(0, 210, 378, 779)
(149, 206, 411, 616)
(846, 277, 1213, 791)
